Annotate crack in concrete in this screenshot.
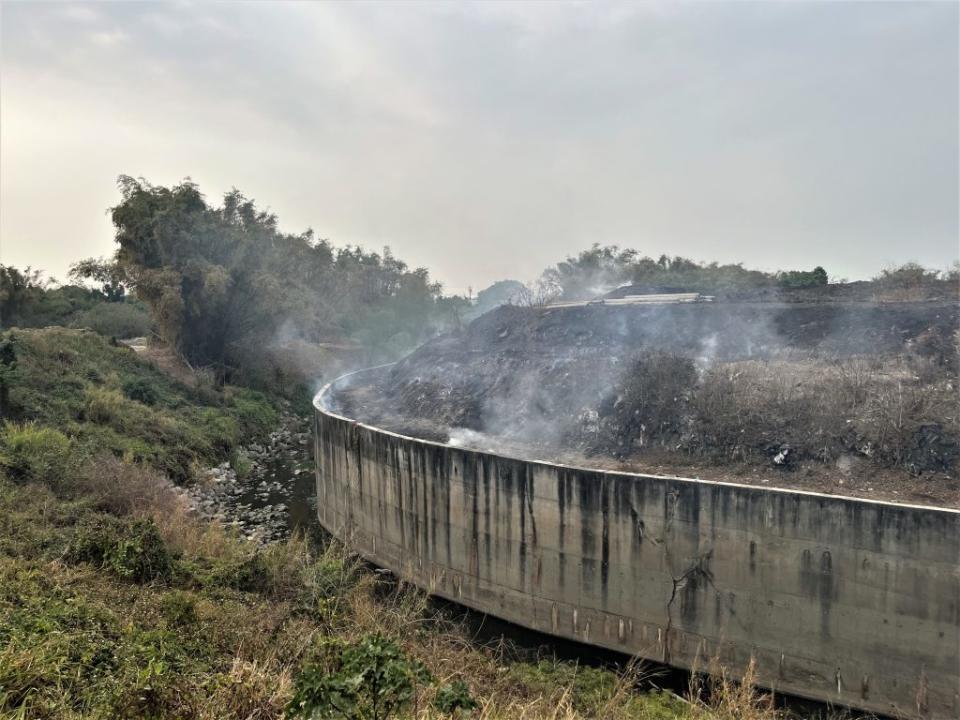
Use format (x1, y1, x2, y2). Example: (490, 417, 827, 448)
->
(664, 549, 714, 664)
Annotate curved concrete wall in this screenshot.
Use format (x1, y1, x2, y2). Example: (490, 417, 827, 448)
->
(314, 368, 960, 718)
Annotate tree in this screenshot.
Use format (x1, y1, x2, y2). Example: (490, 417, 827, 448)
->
(0, 266, 45, 326)
(778, 266, 829, 289)
(0, 335, 17, 418)
(542, 244, 637, 300)
(472, 279, 526, 316)
(68, 257, 128, 301)
(110, 176, 458, 385)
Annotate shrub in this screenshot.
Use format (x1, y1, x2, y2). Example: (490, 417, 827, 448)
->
(122, 377, 159, 406)
(84, 387, 128, 425)
(589, 353, 696, 454)
(66, 517, 172, 583)
(286, 634, 432, 720)
(66, 516, 124, 567)
(297, 548, 361, 624)
(160, 591, 197, 626)
(0, 422, 73, 486)
(108, 519, 173, 582)
(210, 552, 270, 593)
(201, 658, 290, 720)
(433, 679, 477, 716)
(77, 455, 179, 518)
(69, 301, 152, 339)
(229, 389, 278, 440)
(229, 448, 253, 479)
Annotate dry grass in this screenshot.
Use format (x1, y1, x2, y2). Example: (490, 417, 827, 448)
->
(690, 353, 958, 471)
(53, 454, 824, 720)
(0, 449, 802, 720)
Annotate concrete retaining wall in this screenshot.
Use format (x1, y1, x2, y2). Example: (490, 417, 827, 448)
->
(314, 369, 960, 718)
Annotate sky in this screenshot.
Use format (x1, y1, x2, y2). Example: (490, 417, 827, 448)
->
(1, 1, 957, 294)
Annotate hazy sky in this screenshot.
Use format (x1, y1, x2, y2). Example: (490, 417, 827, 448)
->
(2, 1, 957, 293)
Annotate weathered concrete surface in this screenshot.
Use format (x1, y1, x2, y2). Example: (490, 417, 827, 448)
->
(314, 369, 960, 718)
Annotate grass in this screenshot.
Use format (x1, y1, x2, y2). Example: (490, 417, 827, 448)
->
(595, 348, 960, 476)
(0, 327, 792, 719)
(2, 327, 277, 483)
(0, 463, 791, 719)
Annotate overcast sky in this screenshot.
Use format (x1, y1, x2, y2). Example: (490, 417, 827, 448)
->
(2, 1, 957, 293)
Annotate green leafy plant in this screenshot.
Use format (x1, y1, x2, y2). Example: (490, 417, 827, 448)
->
(107, 520, 172, 582)
(66, 517, 172, 583)
(122, 377, 159, 406)
(287, 634, 432, 720)
(433, 679, 477, 717)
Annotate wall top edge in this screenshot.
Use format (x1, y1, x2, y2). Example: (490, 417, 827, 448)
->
(314, 367, 960, 517)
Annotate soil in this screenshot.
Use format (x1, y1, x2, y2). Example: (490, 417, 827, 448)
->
(333, 299, 960, 509)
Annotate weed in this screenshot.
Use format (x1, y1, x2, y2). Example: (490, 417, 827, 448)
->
(161, 590, 198, 626)
(66, 517, 172, 583)
(0, 422, 74, 487)
(433, 679, 477, 716)
(287, 634, 432, 720)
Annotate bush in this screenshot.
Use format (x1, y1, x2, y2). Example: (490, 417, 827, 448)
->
(66, 516, 124, 566)
(287, 634, 432, 720)
(77, 455, 179, 517)
(122, 377, 159, 406)
(160, 591, 197, 626)
(210, 552, 270, 593)
(589, 353, 696, 454)
(229, 389, 278, 440)
(108, 520, 173, 582)
(229, 448, 253, 479)
(70, 301, 152, 339)
(0, 422, 74, 486)
(66, 517, 172, 583)
(433, 679, 477, 716)
(298, 549, 360, 624)
(84, 387, 128, 425)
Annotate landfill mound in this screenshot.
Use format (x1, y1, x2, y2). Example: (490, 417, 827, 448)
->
(336, 300, 960, 507)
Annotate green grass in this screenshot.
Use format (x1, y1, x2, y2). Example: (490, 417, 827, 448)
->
(2, 328, 276, 483)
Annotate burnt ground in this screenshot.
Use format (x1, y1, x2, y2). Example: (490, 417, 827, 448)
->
(334, 300, 960, 508)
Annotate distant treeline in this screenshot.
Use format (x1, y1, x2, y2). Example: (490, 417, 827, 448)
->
(0, 265, 152, 338)
(536, 243, 958, 301)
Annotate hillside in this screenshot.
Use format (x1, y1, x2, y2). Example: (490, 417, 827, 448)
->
(0, 327, 767, 720)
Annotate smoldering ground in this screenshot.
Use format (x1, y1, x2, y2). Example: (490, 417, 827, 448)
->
(331, 299, 960, 502)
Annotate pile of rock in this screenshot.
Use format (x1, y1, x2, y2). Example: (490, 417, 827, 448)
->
(184, 411, 312, 545)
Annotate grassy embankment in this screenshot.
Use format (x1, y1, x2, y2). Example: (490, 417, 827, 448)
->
(0, 328, 781, 720)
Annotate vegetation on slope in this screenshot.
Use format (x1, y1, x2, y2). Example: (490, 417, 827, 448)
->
(0, 265, 152, 338)
(1, 328, 275, 483)
(0, 332, 782, 719)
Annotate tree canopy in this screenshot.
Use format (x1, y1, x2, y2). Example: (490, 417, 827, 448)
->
(541, 244, 832, 300)
(110, 176, 461, 382)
